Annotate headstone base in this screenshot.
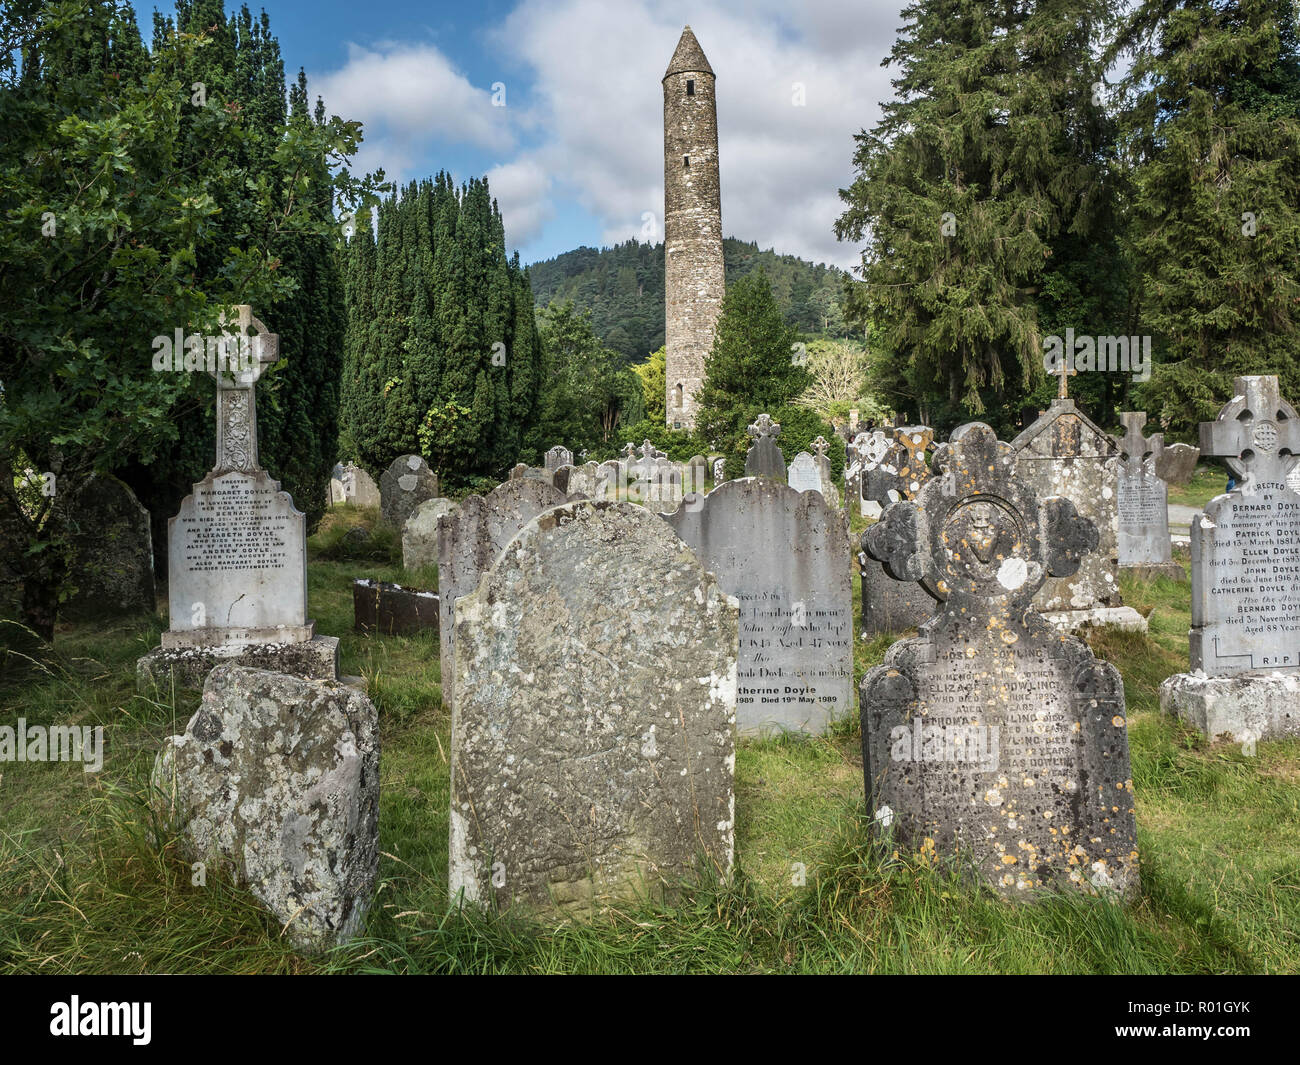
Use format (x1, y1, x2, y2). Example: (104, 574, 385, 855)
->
(1120, 562, 1187, 583)
(1160, 670, 1300, 743)
(137, 635, 339, 691)
(352, 579, 439, 635)
(1041, 606, 1148, 635)
(860, 558, 935, 635)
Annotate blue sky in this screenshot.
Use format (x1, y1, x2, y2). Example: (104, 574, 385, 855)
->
(144, 1, 910, 268)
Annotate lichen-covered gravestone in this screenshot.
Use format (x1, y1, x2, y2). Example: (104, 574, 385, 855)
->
(1011, 387, 1145, 633)
(380, 455, 439, 531)
(859, 427, 935, 636)
(402, 497, 456, 570)
(744, 413, 786, 480)
(667, 477, 853, 735)
(1116, 411, 1198, 581)
(1161, 376, 1300, 743)
(436, 477, 568, 710)
(787, 452, 822, 494)
(152, 664, 380, 952)
(544, 445, 573, 473)
(860, 423, 1139, 899)
(61, 473, 156, 619)
(450, 501, 737, 914)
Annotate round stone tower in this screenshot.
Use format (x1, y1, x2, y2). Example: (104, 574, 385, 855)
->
(663, 25, 724, 431)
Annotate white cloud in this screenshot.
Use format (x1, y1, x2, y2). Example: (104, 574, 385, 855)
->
(485, 158, 555, 248)
(495, 0, 904, 268)
(314, 41, 514, 165)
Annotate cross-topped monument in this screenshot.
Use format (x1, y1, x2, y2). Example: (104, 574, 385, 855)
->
(744, 413, 785, 480)
(1115, 410, 1198, 580)
(1051, 356, 1077, 400)
(137, 305, 338, 690)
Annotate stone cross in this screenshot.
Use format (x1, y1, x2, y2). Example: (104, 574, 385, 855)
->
(747, 413, 780, 441)
(1199, 375, 1300, 489)
(1118, 411, 1156, 466)
(1052, 355, 1077, 400)
(213, 306, 279, 474)
(811, 435, 830, 458)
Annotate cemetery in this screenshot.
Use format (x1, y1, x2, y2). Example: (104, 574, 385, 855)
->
(3, 1, 1299, 987)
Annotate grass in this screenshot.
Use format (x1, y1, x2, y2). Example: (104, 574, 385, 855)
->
(1166, 463, 1229, 509)
(0, 505, 1297, 974)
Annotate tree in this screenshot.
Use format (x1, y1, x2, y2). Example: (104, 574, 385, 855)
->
(694, 271, 811, 473)
(835, 0, 1122, 438)
(0, 2, 374, 641)
(1116, 0, 1300, 434)
(797, 338, 867, 420)
(631, 347, 666, 423)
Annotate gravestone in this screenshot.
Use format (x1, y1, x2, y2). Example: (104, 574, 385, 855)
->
(810, 436, 839, 507)
(713, 457, 726, 485)
(61, 473, 156, 620)
(153, 664, 379, 953)
(1011, 372, 1145, 633)
(352, 579, 439, 636)
(137, 307, 337, 689)
(853, 429, 890, 518)
(666, 478, 853, 735)
(509, 462, 552, 485)
(860, 422, 1139, 899)
(787, 452, 821, 494)
(401, 496, 456, 571)
(858, 427, 935, 636)
(544, 445, 573, 473)
(1161, 376, 1300, 743)
(744, 413, 786, 480)
(437, 478, 568, 710)
(328, 463, 344, 506)
(450, 500, 737, 914)
(563, 461, 603, 500)
(339, 464, 380, 508)
(380, 455, 439, 532)
(1116, 412, 1197, 581)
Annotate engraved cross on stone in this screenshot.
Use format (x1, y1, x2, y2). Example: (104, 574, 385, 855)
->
(212, 305, 278, 474)
(1199, 375, 1300, 490)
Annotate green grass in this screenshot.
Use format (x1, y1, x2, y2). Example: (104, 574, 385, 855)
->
(1, 509, 1297, 974)
(1166, 463, 1229, 509)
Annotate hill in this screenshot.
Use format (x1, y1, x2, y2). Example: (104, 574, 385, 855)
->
(527, 238, 849, 364)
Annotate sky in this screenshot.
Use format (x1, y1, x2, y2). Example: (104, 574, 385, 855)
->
(148, 0, 909, 269)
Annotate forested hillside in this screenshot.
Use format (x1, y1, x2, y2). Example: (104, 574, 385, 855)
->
(528, 238, 851, 363)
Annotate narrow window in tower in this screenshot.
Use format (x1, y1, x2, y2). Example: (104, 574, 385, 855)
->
(674, 384, 684, 410)
(683, 155, 690, 168)
(686, 79, 695, 96)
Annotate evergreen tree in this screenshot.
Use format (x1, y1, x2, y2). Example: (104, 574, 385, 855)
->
(836, 0, 1122, 438)
(695, 272, 812, 475)
(1117, 0, 1300, 434)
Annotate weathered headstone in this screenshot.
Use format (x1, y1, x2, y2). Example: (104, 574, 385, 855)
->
(787, 452, 821, 494)
(449, 500, 737, 914)
(564, 461, 604, 499)
(809, 436, 839, 507)
(339, 463, 380, 508)
(1161, 376, 1300, 743)
(667, 478, 853, 735)
(137, 307, 337, 688)
(1116, 412, 1197, 581)
(712, 457, 726, 485)
(1011, 378, 1145, 633)
(380, 455, 439, 532)
(687, 454, 708, 495)
(437, 478, 568, 710)
(744, 413, 786, 480)
(544, 445, 573, 473)
(863, 426, 932, 508)
(352, 579, 439, 636)
(328, 463, 345, 506)
(860, 422, 1139, 899)
(852, 429, 890, 518)
(153, 664, 379, 953)
(61, 473, 156, 619)
(401, 496, 456, 570)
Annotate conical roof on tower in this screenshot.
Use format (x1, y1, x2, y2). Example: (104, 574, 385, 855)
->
(663, 25, 714, 79)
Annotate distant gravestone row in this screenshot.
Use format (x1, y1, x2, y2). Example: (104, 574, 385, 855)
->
(1116, 412, 1199, 581)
